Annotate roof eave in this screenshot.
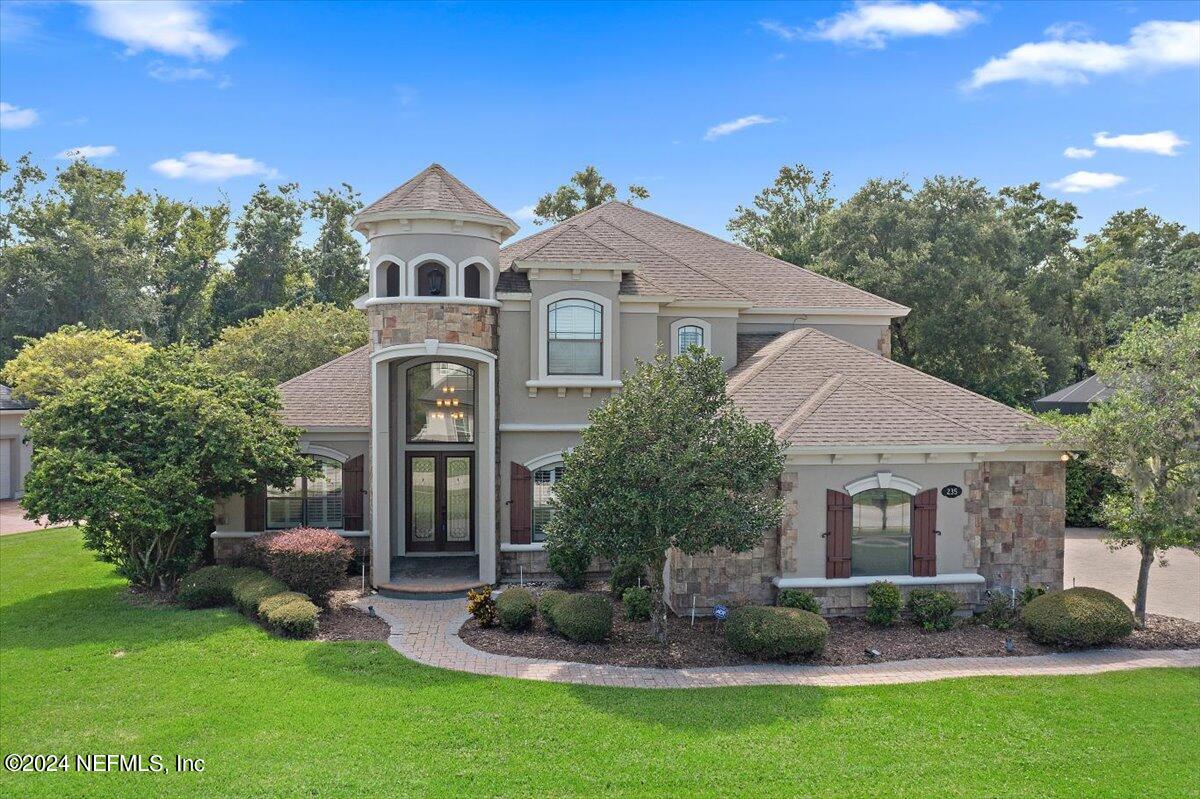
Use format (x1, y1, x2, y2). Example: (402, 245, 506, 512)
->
(353, 209, 519, 238)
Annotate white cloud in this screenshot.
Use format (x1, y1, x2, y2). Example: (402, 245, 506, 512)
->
(1044, 21, 1092, 41)
(967, 19, 1199, 89)
(0, 102, 38, 129)
(56, 145, 117, 160)
(511, 204, 538, 222)
(759, 20, 803, 42)
(151, 151, 276, 181)
(79, 0, 234, 60)
(704, 114, 777, 141)
(1063, 146, 1095, 159)
(813, 2, 981, 48)
(149, 62, 211, 81)
(1093, 130, 1186, 156)
(1050, 171, 1127, 193)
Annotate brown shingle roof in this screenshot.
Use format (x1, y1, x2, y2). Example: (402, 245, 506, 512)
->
(277, 345, 370, 429)
(519, 224, 633, 264)
(729, 329, 1058, 449)
(359, 164, 517, 230)
(499, 201, 907, 312)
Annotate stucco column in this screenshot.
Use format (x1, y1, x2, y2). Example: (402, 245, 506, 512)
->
(478, 358, 497, 583)
(370, 359, 391, 585)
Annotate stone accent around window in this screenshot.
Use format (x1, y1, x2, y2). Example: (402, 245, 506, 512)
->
(967, 460, 1066, 592)
(370, 303, 498, 354)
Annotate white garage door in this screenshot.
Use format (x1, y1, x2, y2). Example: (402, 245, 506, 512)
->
(0, 438, 12, 500)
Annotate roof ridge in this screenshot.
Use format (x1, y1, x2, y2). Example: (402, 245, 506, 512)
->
(775, 373, 845, 442)
(726, 328, 813, 395)
(604, 201, 908, 312)
(277, 344, 371, 389)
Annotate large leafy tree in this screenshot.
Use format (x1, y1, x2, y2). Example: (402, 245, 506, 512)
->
(145, 196, 230, 345)
(304, 184, 366, 307)
(20, 346, 311, 589)
(1057, 313, 1200, 626)
(0, 323, 151, 406)
(202, 302, 368, 385)
(533, 166, 649, 224)
(727, 164, 835, 267)
(545, 349, 784, 641)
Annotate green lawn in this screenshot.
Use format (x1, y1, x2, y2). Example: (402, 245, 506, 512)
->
(1, 528, 1197, 798)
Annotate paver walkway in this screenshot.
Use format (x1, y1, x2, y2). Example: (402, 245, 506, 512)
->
(354, 595, 1200, 689)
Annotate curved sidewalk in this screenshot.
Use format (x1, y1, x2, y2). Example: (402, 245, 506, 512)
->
(354, 595, 1200, 689)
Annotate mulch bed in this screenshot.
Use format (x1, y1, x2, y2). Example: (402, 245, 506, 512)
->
(459, 591, 1200, 668)
(318, 586, 391, 642)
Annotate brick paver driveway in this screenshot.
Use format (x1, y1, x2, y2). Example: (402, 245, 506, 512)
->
(1065, 527, 1199, 622)
(0, 500, 66, 536)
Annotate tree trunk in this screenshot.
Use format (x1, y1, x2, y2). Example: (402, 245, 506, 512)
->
(1134, 542, 1154, 628)
(648, 552, 668, 644)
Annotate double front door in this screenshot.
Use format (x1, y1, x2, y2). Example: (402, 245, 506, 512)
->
(405, 452, 474, 552)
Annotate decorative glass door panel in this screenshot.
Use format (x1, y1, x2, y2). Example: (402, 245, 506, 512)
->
(405, 453, 474, 552)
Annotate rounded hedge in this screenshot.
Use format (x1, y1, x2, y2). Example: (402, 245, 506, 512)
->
(777, 588, 820, 614)
(554, 594, 613, 643)
(177, 565, 254, 609)
(622, 586, 651, 621)
(865, 581, 903, 627)
(538, 589, 569, 631)
(497, 587, 536, 632)
(1021, 587, 1134, 647)
(725, 606, 828, 660)
(257, 591, 310, 617)
(230, 570, 289, 617)
(609, 558, 645, 598)
(263, 527, 354, 606)
(261, 594, 319, 638)
(906, 588, 958, 631)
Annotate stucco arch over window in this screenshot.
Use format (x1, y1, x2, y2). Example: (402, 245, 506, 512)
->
(372, 255, 405, 298)
(844, 472, 923, 496)
(669, 317, 713, 356)
(459, 256, 493, 300)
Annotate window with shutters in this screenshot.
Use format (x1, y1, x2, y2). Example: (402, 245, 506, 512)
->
(267, 455, 343, 530)
(850, 488, 911, 576)
(531, 462, 565, 543)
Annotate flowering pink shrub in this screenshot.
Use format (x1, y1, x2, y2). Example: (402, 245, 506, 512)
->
(263, 527, 353, 605)
(238, 531, 282, 570)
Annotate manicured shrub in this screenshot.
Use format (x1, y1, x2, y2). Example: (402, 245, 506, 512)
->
(979, 593, 1017, 630)
(261, 593, 319, 638)
(725, 606, 828, 660)
(466, 586, 498, 628)
(230, 570, 289, 617)
(1019, 585, 1047, 606)
(539, 589, 569, 631)
(1021, 587, 1135, 647)
(237, 532, 280, 570)
(907, 588, 959, 631)
(547, 540, 590, 589)
(554, 594, 613, 643)
(264, 527, 354, 606)
(177, 565, 252, 609)
(609, 557, 645, 597)
(865, 581, 902, 627)
(777, 588, 821, 614)
(622, 586, 651, 621)
(496, 587, 536, 632)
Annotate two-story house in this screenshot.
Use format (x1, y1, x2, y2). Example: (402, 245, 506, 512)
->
(212, 164, 1066, 614)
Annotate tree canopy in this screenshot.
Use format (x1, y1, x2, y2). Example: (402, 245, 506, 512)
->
(0, 323, 150, 406)
(533, 166, 650, 225)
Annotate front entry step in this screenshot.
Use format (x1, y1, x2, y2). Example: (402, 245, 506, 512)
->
(384, 554, 483, 598)
(375, 579, 488, 600)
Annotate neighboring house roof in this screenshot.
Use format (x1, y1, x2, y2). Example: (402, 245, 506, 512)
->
(498, 201, 908, 313)
(277, 346, 371, 429)
(728, 329, 1058, 449)
(1030, 374, 1113, 415)
(0, 384, 30, 412)
(357, 163, 518, 232)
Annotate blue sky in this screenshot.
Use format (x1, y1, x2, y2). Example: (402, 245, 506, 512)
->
(2, 1, 1198, 244)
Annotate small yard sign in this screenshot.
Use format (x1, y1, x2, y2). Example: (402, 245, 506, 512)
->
(713, 604, 728, 620)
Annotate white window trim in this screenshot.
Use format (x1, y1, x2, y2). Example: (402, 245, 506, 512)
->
(669, 317, 712, 356)
(458, 256, 494, 300)
(371, 255, 405, 298)
(844, 471, 923, 496)
(537, 289, 613, 382)
(300, 443, 349, 463)
(407, 252, 458, 297)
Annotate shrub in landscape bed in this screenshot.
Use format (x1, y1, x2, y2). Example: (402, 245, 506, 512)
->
(257, 591, 310, 617)
(609, 557, 645, 597)
(237, 532, 281, 570)
(725, 606, 828, 660)
(777, 588, 821, 614)
(979, 593, 1017, 630)
(177, 565, 253, 609)
(260, 593, 319, 638)
(907, 589, 958, 631)
(622, 586, 651, 621)
(264, 527, 354, 606)
(497, 587, 536, 632)
(539, 589, 569, 631)
(865, 581, 902, 627)
(546, 539, 590, 589)
(230, 570, 289, 617)
(466, 586, 498, 628)
(1021, 587, 1134, 647)
(554, 594, 613, 643)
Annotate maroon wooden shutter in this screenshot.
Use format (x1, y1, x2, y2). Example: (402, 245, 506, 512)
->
(912, 488, 938, 577)
(825, 489, 852, 578)
(510, 462, 533, 545)
(245, 483, 266, 532)
(342, 455, 365, 531)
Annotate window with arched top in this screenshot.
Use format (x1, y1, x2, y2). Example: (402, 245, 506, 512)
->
(464, 263, 482, 298)
(547, 298, 602, 375)
(677, 324, 704, 352)
(850, 488, 912, 577)
(384, 262, 401, 297)
(406, 362, 475, 443)
(416, 262, 448, 297)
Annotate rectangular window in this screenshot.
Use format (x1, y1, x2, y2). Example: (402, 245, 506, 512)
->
(531, 463, 565, 543)
(267, 456, 344, 530)
(850, 488, 911, 576)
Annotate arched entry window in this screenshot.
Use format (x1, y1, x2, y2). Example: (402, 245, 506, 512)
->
(850, 488, 911, 576)
(464, 263, 482, 298)
(547, 298, 602, 375)
(267, 456, 344, 529)
(407, 362, 475, 443)
(416, 262, 447, 297)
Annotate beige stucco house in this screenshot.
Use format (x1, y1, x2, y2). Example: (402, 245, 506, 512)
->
(0, 384, 33, 501)
(213, 164, 1067, 614)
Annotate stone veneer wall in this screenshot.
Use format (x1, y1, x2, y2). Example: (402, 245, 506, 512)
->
(369, 302, 498, 353)
(967, 460, 1065, 592)
(498, 550, 609, 581)
(665, 534, 780, 615)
